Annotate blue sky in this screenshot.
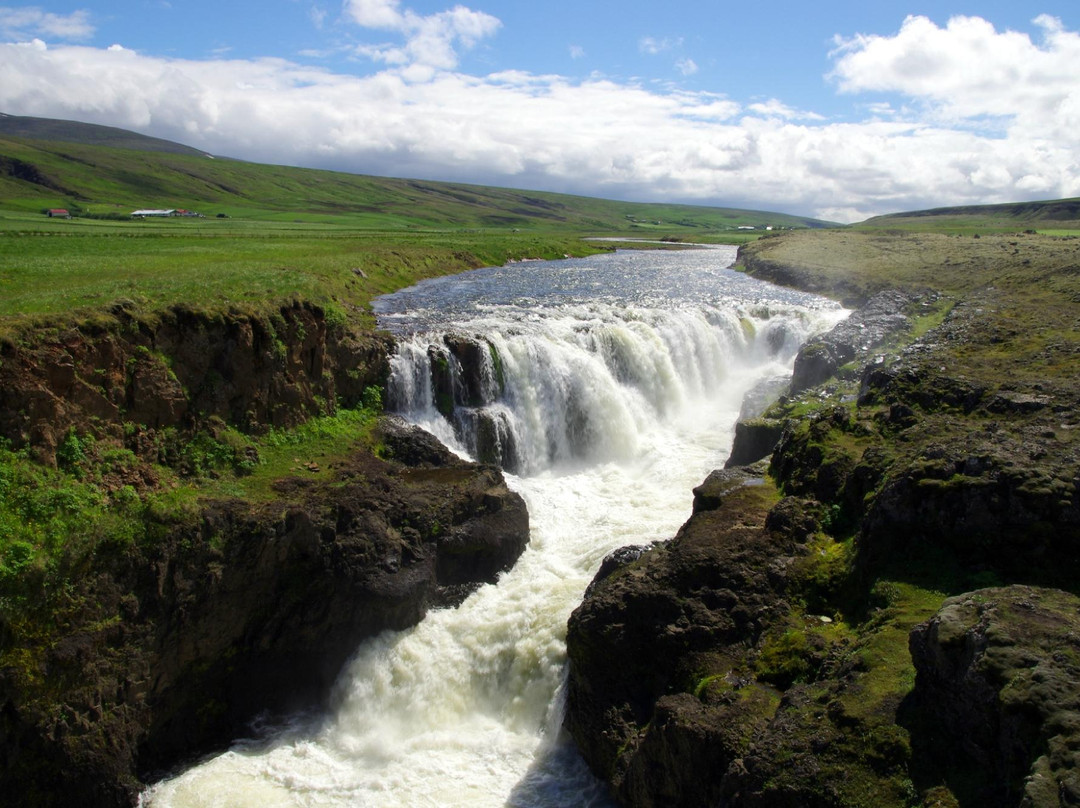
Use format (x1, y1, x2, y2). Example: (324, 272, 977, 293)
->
(1, 1, 1078, 220)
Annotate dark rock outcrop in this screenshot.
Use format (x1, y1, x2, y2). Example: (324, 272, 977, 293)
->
(565, 263, 1080, 807)
(565, 466, 802, 806)
(789, 290, 918, 394)
(0, 301, 391, 465)
(0, 305, 529, 806)
(725, 417, 785, 468)
(907, 586, 1080, 807)
(726, 292, 921, 468)
(0, 419, 529, 805)
(723, 374, 791, 468)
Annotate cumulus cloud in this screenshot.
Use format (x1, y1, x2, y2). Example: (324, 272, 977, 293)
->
(830, 15, 1080, 129)
(0, 13, 1077, 222)
(345, 0, 403, 29)
(824, 13, 1080, 216)
(343, 0, 500, 70)
(0, 6, 93, 41)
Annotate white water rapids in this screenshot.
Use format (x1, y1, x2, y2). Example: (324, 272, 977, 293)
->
(142, 245, 845, 807)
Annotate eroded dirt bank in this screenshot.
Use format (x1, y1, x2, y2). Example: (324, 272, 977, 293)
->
(0, 301, 390, 462)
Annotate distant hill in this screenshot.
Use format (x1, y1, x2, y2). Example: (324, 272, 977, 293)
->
(0, 113, 833, 233)
(860, 198, 1080, 231)
(0, 113, 212, 157)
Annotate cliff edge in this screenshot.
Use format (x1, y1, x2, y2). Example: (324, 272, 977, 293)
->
(565, 230, 1080, 807)
(0, 308, 529, 806)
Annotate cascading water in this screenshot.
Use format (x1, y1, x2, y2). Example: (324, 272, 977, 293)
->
(142, 245, 846, 807)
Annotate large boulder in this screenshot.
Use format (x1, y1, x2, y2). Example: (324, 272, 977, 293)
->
(908, 586, 1080, 807)
(789, 290, 918, 394)
(565, 466, 804, 805)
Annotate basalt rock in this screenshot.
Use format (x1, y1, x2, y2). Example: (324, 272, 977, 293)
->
(566, 266, 1080, 807)
(565, 466, 805, 805)
(0, 420, 529, 805)
(725, 292, 919, 467)
(724, 417, 785, 468)
(443, 334, 496, 407)
(0, 302, 392, 465)
(907, 586, 1080, 807)
(789, 290, 918, 394)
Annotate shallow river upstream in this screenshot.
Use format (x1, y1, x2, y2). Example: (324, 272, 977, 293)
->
(142, 245, 844, 807)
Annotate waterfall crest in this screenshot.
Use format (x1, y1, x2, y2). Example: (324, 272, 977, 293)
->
(388, 302, 818, 475)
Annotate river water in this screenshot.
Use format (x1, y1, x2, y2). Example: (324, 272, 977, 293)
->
(142, 245, 844, 807)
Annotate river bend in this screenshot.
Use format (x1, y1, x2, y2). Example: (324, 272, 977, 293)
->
(143, 245, 844, 807)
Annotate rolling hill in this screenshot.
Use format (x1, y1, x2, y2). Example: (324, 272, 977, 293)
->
(0, 112, 212, 157)
(858, 197, 1080, 232)
(0, 113, 831, 234)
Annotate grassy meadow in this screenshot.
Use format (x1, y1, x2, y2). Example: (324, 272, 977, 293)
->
(856, 197, 1080, 235)
(0, 128, 785, 602)
(0, 212, 613, 334)
(3, 118, 1079, 600)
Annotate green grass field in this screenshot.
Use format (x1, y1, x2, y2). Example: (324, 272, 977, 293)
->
(856, 196, 1080, 234)
(0, 213, 619, 336)
(0, 125, 834, 334)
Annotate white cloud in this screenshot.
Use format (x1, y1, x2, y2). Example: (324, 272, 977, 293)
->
(569, 44, 584, 60)
(0, 14, 1078, 223)
(747, 98, 824, 121)
(343, 0, 500, 70)
(639, 36, 698, 80)
(0, 6, 93, 41)
(675, 58, 697, 76)
(830, 15, 1080, 131)
(639, 36, 682, 55)
(346, 0, 405, 29)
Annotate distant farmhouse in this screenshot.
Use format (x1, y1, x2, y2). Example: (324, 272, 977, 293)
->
(46, 208, 70, 218)
(130, 209, 204, 218)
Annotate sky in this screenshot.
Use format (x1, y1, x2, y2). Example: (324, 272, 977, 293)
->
(0, 1, 1078, 222)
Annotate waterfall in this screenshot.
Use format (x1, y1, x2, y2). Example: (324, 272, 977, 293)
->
(142, 246, 846, 807)
(387, 303, 814, 475)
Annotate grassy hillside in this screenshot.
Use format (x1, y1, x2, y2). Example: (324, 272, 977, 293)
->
(0, 112, 211, 157)
(858, 197, 1080, 234)
(0, 114, 830, 234)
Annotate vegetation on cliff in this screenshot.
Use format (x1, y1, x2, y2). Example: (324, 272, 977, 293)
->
(566, 228, 1080, 807)
(0, 122, 648, 804)
(0, 280, 534, 805)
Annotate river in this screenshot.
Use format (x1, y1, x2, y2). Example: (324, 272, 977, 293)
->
(142, 244, 844, 807)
